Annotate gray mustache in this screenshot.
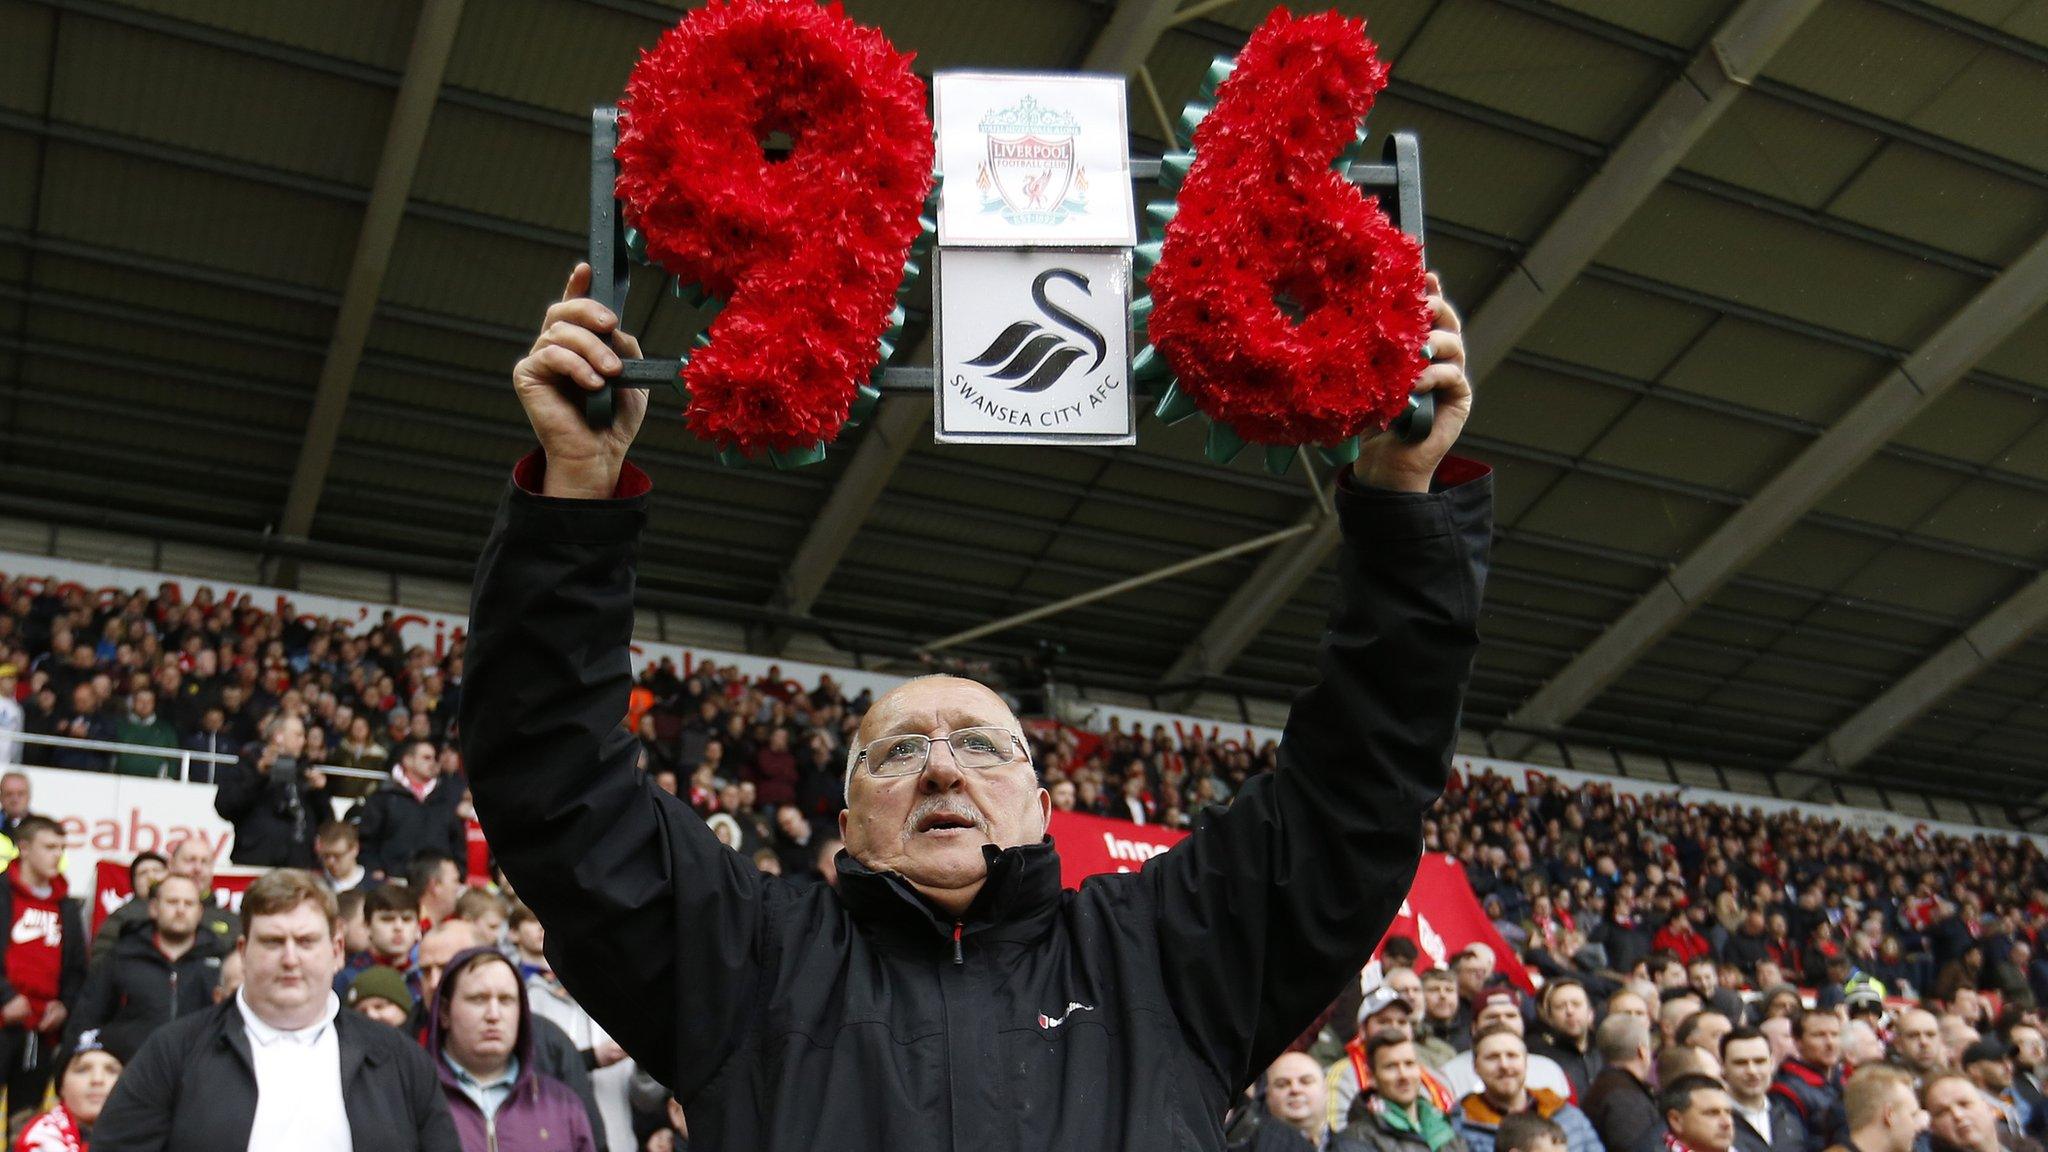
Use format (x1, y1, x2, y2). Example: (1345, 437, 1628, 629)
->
(904, 795, 987, 837)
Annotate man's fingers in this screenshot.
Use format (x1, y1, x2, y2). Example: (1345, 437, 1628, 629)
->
(561, 262, 593, 304)
(539, 298, 618, 342)
(1410, 361, 1470, 401)
(611, 329, 643, 361)
(1427, 292, 1462, 334)
(1424, 330, 1465, 367)
(533, 344, 607, 391)
(543, 321, 623, 374)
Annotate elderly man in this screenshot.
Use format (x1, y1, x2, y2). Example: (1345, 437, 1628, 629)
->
(1584, 1015, 1660, 1152)
(464, 263, 1482, 1152)
(1663, 1075, 1737, 1152)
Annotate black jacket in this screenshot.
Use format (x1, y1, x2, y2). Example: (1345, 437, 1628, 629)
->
(350, 776, 464, 876)
(211, 747, 335, 868)
(1584, 1066, 1663, 1152)
(461, 456, 1492, 1152)
(1734, 1093, 1809, 1152)
(1342, 1102, 1473, 1152)
(1529, 1024, 1603, 1100)
(65, 923, 224, 1062)
(1772, 1059, 1846, 1152)
(91, 998, 461, 1152)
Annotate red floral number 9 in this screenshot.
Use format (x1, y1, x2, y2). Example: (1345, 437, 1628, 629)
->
(615, 0, 933, 458)
(1145, 10, 1430, 449)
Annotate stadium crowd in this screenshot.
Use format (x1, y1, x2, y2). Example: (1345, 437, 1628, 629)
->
(0, 575, 2043, 1151)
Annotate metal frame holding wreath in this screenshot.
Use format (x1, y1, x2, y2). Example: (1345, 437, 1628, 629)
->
(583, 1, 1434, 476)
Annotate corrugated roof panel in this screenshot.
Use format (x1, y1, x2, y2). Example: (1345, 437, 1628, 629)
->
(1659, 317, 1890, 423)
(1981, 308, 2048, 387)
(26, 301, 322, 391)
(14, 354, 305, 433)
(1188, 0, 1440, 47)
(1816, 453, 1970, 530)
(1834, 542, 2017, 617)
(1682, 90, 1887, 210)
(1519, 278, 1719, 380)
(1912, 479, 2048, 561)
(1516, 472, 1726, 558)
(1541, 0, 1738, 49)
(1826, 142, 2048, 267)
(378, 216, 569, 326)
(1909, 45, 2048, 174)
(0, 131, 39, 228)
(1995, 420, 2048, 483)
(114, 0, 418, 71)
(1728, 519, 1889, 590)
(410, 104, 583, 232)
(0, 1, 53, 114)
(1586, 396, 1808, 494)
(12, 391, 290, 471)
(363, 317, 523, 381)
(1893, 379, 2048, 464)
(36, 144, 360, 290)
(1468, 358, 1638, 457)
(35, 255, 335, 343)
(1370, 93, 1592, 242)
(1486, 456, 1571, 526)
(1393, 0, 1672, 143)
(849, 0, 1097, 70)
(1598, 184, 1983, 348)
(1763, 0, 1987, 122)
(445, 0, 661, 117)
(54, 18, 388, 186)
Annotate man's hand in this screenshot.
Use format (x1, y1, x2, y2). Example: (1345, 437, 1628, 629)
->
(256, 747, 275, 776)
(304, 766, 327, 792)
(0, 996, 31, 1025)
(511, 262, 649, 500)
(595, 1039, 627, 1067)
(1354, 272, 1470, 493)
(38, 1001, 66, 1033)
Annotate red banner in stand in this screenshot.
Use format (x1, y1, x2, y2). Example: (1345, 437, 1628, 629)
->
(92, 860, 256, 935)
(1050, 818, 1532, 992)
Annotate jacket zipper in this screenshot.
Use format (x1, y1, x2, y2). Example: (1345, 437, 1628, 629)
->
(486, 1113, 497, 1152)
(168, 970, 178, 1022)
(950, 920, 964, 965)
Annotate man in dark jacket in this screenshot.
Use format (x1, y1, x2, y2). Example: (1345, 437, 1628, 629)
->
(461, 266, 1483, 1152)
(1584, 1016, 1662, 1152)
(211, 715, 335, 869)
(1772, 1011, 1847, 1152)
(1528, 978, 1603, 1100)
(351, 738, 464, 878)
(428, 946, 596, 1152)
(92, 867, 459, 1151)
(1724, 1028, 1806, 1152)
(65, 874, 224, 1061)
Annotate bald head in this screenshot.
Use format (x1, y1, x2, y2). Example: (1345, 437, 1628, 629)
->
(840, 676, 1046, 920)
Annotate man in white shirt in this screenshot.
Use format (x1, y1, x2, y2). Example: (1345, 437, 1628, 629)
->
(1441, 989, 1576, 1102)
(0, 667, 22, 767)
(1724, 1027, 1808, 1152)
(90, 868, 459, 1151)
(314, 821, 370, 894)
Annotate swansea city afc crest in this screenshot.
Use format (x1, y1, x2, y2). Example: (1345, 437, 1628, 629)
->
(976, 95, 1090, 228)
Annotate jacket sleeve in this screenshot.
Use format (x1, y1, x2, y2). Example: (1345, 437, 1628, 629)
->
(64, 935, 109, 1032)
(0, 886, 16, 1006)
(85, 1022, 180, 1151)
(533, 1015, 606, 1147)
(352, 793, 390, 875)
(210, 754, 267, 824)
(58, 898, 87, 1006)
(460, 455, 768, 1101)
(1145, 460, 1491, 1094)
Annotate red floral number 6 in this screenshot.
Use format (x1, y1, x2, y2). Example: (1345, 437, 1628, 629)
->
(1144, 10, 1430, 452)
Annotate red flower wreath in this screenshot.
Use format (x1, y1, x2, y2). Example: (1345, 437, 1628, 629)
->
(614, 0, 933, 456)
(1144, 9, 1430, 447)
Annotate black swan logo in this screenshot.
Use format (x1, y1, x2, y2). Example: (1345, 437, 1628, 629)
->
(963, 268, 1106, 394)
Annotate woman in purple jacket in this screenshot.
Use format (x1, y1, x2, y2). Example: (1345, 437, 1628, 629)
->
(429, 947, 596, 1152)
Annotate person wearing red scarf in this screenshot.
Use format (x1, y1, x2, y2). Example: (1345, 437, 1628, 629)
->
(1662, 1075, 1737, 1152)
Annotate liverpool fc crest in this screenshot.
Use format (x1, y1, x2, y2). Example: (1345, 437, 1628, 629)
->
(976, 96, 1089, 227)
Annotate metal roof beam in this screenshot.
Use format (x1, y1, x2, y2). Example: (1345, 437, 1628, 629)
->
(1496, 226, 2048, 757)
(1794, 571, 2048, 773)
(1461, 0, 1823, 382)
(282, 0, 465, 571)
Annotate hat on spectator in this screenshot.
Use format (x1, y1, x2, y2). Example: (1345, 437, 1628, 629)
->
(348, 965, 416, 1014)
(1842, 974, 1886, 1009)
(51, 1028, 113, 1080)
(0, 664, 15, 680)
(1475, 987, 1520, 1015)
(1962, 1038, 2009, 1068)
(1356, 985, 1411, 1027)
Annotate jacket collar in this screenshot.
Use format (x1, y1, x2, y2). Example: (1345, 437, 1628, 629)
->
(835, 837, 1063, 946)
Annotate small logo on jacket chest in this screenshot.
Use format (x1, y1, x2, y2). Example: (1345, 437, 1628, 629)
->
(1037, 1002, 1094, 1030)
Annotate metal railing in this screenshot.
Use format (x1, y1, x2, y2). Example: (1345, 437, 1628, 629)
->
(4, 730, 388, 786)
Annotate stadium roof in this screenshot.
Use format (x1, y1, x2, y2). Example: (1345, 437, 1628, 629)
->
(3, 0, 2047, 816)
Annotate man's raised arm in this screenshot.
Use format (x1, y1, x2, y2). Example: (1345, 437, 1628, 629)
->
(460, 264, 768, 1098)
(1145, 274, 1488, 1096)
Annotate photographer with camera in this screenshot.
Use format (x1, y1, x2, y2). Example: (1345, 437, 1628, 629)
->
(212, 714, 335, 869)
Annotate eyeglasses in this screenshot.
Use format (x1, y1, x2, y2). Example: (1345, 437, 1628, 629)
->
(855, 726, 1030, 779)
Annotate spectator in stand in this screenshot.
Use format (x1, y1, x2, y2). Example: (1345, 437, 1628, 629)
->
(1343, 1031, 1472, 1152)
(2009, 1026, 2047, 1139)
(1895, 1010, 1948, 1086)
(89, 851, 166, 965)
(1425, 968, 1474, 1057)
(1331, 985, 1458, 1133)
(335, 883, 419, 996)
(180, 705, 235, 784)
(164, 837, 238, 949)
(314, 820, 369, 894)
(1924, 1072, 2034, 1152)
(213, 714, 333, 869)
(1663, 1075, 1737, 1152)
(1960, 1040, 2025, 1136)
(0, 668, 20, 768)
(1774, 1010, 1848, 1152)
(1724, 1028, 1807, 1152)
(345, 965, 415, 1030)
(13, 1031, 120, 1152)
(1442, 990, 1576, 1104)
(508, 905, 547, 984)
(112, 689, 180, 778)
(428, 948, 597, 1152)
(408, 850, 465, 932)
(1689, 957, 1747, 1025)
(1530, 978, 1603, 1099)
(1837, 1068, 1928, 1152)
(0, 816, 86, 1126)
(91, 868, 460, 1150)
(1681, 1013, 1735, 1062)
(0, 772, 29, 852)
(1236, 1050, 1337, 1152)
(65, 873, 222, 1061)
(337, 888, 370, 961)
(1585, 1016, 1660, 1152)
(1453, 1026, 1603, 1152)
(52, 684, 115, 772)
(354, 739, 464, 881)
(453, 889, 508, 948)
